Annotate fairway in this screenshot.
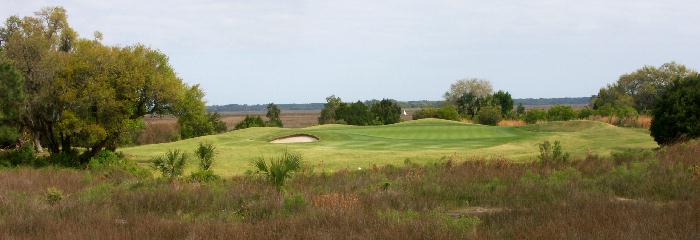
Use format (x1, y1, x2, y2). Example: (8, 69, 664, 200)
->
(121, 119, 658, 176)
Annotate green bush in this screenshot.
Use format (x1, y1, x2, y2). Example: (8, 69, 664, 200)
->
(524, 109, 547, 124)
(152, 149, 188, 179)
(370, 99, 402, 125)
(547, 105, 577, 121)
(195, 142, 216, 171)
(413, 107, 439, 120)
(45, 187, 64, 205)
(235, 115, 266, 130)
(336, 101, 374, 126)
(538, 140, 570, 164)
(283, 193, 307, 213)
(437, 105, 461, 121)
(50, 151, 81, 168)
(252, 152, 303, 189)
(578, 107, 594, 119)
(650, 75, 700, 145)
(88, 150, 151, 178)
(413, 106, 460, 121)
(0, 143, 35, 167)
(476, 106, 502, 126)
(188, 169, 221, 183)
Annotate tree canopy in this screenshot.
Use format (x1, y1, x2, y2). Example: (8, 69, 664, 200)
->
(649, 75, 700, 145)
(444, 78, 493, 103)
(0, 7, 218, 163)
(592, 62, 698, 114)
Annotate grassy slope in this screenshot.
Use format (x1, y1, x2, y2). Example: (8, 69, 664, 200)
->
(121, 119, 657, 176)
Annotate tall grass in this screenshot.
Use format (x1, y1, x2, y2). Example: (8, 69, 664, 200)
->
(0, 141, 698, 239)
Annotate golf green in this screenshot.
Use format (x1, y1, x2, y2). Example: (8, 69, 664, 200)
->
(121, 119, 658, 176)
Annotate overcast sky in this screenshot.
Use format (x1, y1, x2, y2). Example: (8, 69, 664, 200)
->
(3, 0, 699, 104)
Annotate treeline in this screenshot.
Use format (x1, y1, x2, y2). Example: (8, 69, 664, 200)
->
(207, 98, 592, 112)
(0, 7, 225, 164)
(514, 97, 590, 106)
(318, 96, 402, 126)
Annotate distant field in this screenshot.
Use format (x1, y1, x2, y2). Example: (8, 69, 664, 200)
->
(122, 119, 658, 176)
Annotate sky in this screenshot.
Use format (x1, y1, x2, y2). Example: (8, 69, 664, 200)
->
(2, 0, 699, 105)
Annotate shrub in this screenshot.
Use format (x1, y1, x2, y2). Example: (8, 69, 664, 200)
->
(152, 149, 188, 179)
(252, 151, 303, 189)
(188, 169, 221, 183)
(194, 142, 216, 171)
(437, 105, 460, 121)
(336, 101, 374, 126)
(476, 106, 502, 126)
(370, 99, 402, 125)
(413, 107, 439, 120)
(45, 187, 64, 205)
(524, 109, 547, 124)
(413, 106, 460, 121)
(0, 143, 35, 167)
(235, 115, 266, 130)
(283, 193, 307, 213)
(538, 140, 570, 164)
(650, 75, 700, 145)
(547, 105, 577, 121)
(50, 151, 81, 168)
(578, 107, 594, 119)
(88, 150, 151, 178)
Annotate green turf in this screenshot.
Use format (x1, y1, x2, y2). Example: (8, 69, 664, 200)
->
(121, 119, 658, 176)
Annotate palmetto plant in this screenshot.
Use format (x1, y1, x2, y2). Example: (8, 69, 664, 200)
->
(253, 152, 303, 189)
(195, 142, 216, 170)
(152, 149, 188, 179)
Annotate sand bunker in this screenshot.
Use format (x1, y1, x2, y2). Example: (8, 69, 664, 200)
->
(270, 134, 319, 144)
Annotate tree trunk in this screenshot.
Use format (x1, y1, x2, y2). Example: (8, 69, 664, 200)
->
(33, 136, 43, 152)
(79, 137, 110, 164)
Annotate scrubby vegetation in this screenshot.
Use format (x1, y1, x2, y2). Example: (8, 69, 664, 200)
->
(0, 140, 697, 239)
(318, 96, 402, 126)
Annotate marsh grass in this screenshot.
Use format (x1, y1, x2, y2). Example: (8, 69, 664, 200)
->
(0, 141, 698, 239)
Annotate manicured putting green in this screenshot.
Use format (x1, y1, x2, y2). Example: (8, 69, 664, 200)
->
(121, 119, 658, 176)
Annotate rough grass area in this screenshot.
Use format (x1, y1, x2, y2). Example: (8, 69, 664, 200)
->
(121, 119, 657, 176)
(0, 141, 698, 239)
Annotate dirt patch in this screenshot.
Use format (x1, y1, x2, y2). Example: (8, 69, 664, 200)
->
(270, 134, 319, 144)
(445, 207, 510, 217)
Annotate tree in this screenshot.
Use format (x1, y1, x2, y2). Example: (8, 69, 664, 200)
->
(336, 101, 374, 126)
(1, 8, 202, 163)
(235, 116, 265, 130)
(456, 93, 493, 118)
(370, 99, 401, 125)
(265, 103, 283, 127)
(0, 54, 23, 146)
(319, 95, 342, 124)
(492, 90, 514, 116)
(592, 62, 698, 114)
(650, 75, 700, 145)
(444, 78, 493, 103)
(176, 84, 216, 139)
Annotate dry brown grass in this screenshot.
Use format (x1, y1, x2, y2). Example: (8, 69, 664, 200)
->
(1, 141, 698, 239)
(589, 115, 653, 129)
(498, 120, 527, 127)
